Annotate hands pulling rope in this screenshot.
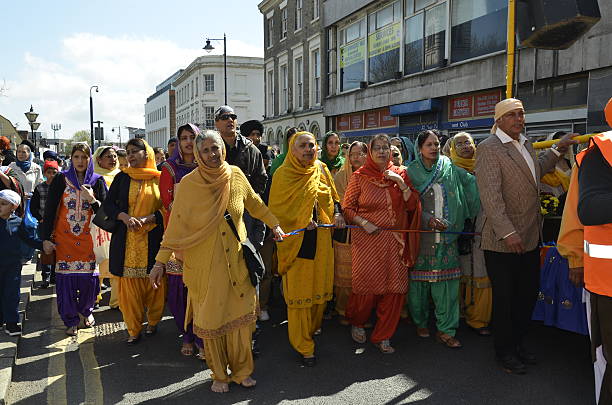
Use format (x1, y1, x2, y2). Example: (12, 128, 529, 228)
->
(281, 223, 481, 237)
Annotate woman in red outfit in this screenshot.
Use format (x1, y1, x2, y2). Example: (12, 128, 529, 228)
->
(342, 134, 421, 354)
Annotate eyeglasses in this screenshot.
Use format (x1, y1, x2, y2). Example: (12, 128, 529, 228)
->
(217, 114, 237, 121)
(392, 153, 400, 157)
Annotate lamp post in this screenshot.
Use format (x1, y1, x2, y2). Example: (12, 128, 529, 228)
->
(93, 120, 103, 149)
(51, 123, 61, 152)
(203, 33, 227, 105)
(90, 86, 99, 149)
(111, 126, 122, 148)
(24, 105, 40, 156)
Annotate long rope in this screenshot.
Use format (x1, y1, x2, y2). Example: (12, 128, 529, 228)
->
(282, 224, 481, 237)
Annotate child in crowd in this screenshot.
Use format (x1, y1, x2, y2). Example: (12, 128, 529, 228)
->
(0, 190, 43, 336)
(31, 160, 59, 288)
(116, 149, 129, 170)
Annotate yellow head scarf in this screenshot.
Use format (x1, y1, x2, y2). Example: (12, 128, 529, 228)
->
(123, 140, 162, 228)
(334, 141, 364, 199)
(449, 132, 476, 172)
(269, 131, 339, 273)
(161, 133, 232, 251)
(491, 98, 524, 134)
(92, 146, 121, 187)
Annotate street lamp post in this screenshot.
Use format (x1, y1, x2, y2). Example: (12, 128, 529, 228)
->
(203, 33, 227, 105)
(90, 86, 99, 149)
(93, 120, 103, 149)
(24, 105, 40, 157)
(111, 126, 122, 148)
(51, 123, 61, 152)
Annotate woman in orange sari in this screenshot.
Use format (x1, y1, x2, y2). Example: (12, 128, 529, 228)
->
(342, 134, 421, 353)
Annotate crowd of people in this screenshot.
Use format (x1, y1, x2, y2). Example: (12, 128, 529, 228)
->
(0, 98, 611, 401)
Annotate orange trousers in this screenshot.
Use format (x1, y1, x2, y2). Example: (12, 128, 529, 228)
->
(346, 293, 405, 343)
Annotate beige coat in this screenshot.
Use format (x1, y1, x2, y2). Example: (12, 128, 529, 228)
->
(475, 133, 559, 253)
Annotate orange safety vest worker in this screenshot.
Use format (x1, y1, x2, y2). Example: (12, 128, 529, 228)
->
(576, 131, 612, 297)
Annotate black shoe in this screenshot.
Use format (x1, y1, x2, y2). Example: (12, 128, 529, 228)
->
(5, 323, 22, 337)
(517, 347, 537, 365)
(39, 281, 50, 289)
(497, 354, 526, 375)
(301, 356, 316, 367)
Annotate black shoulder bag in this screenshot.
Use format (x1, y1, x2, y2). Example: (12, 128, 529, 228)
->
(224, 211, 265, 287)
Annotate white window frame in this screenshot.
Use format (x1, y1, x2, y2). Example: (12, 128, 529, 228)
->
(267, 16, 274, 48)
(337, 17, 366, 94)
(295, 0, 303, 32)
(312, 0, 320, 21)
(266, 66, 275, 117)
(280, 64, 289, 113)
(204, 74, 214, 92)
(294, 56, 303, 110)
(309, 34, 321, 106)
(204, 106, 215, 129)
(281, 7, 288, 40)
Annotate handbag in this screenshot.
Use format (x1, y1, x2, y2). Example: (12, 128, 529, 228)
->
(224, 211, 265, 287)
(92, 205, 117, 233)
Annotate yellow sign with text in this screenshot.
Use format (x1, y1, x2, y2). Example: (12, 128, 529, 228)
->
(340, 38, 366, 68)
(368, 22, 401, 58)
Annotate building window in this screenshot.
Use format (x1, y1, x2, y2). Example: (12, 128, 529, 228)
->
(295, 0, 303, 31)
(204, 74, 214, 92)
(313, 0, 319, 20)
(267, 17, 274, 48)
(339, 19, 366, 92)
(368, 2, 401, 84)
(195, 77, 198, 96)
(280, 64, 288, 112)
(281, 8, 288, 39)
(295, 57, 303, 109)
(404, 13, 425, 75)
(204, 106, 215, 129)
(424, 3, 447, 70)
(451, 0, 507, 63)
(404, 1, 447, 75)
(312, 49, 321, 105)
(267, 69, 275, 117)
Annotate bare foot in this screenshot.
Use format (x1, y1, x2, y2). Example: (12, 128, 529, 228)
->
(180, 342, 194, 356)
(211, 381, 229, 393)
(241, 376, 257, 388)
(196, 346, 206, 361)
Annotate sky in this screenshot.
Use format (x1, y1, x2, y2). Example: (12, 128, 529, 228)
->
(0, 0, 264, 144)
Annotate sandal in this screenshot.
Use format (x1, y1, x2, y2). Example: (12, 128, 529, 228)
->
(180, 343, 194, 356)
(84, 314, 95, 328)
(65, 326, 78, 336)
(145, 325, 157, 336)
(126, 334, 141, 345)
(436, 331, 462, 349)
(374, 339, 395, 354)
(351, 326, 366, 344)
(196, 346, 206, 361)
(417, 327, 430, 338)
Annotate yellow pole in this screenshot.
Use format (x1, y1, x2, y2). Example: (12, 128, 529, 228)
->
(506, 0, 516, 99)
(532, 133, 595, 149)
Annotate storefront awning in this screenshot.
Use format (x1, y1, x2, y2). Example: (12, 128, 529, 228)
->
(390, 99, 442, 116)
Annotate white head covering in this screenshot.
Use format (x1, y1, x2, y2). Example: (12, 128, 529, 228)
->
(0, 189, 21, 207)
(491, 98, 525, 134)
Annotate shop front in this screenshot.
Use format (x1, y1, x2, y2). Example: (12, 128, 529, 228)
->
(334, 107, 399, 142)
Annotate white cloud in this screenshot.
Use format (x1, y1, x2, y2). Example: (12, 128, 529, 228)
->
(0, 33, 262, 147)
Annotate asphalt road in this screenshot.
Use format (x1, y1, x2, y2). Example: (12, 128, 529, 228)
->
(7, 275, 596, 405)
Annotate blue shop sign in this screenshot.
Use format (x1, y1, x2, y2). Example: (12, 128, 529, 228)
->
(441, 118, 494, 130)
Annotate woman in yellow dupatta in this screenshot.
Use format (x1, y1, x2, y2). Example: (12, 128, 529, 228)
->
(93, 146, 121, 308)
(449, 132, 492, 335)
(150, 130, 284, 393)
(102, 138, 165, 344)
(269, 131, 346, 366)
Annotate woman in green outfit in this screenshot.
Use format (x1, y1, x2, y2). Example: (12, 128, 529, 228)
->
(406, 129, 480, 349)
(320, 131, 345, 175)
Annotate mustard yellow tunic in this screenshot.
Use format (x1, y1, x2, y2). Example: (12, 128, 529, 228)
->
(159, 167, 278, 339)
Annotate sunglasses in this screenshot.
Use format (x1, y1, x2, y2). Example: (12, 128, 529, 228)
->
(217, 114, 237, 121)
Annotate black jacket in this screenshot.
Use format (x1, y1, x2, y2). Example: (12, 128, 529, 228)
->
(578, 144, 612, 226)
(224, 134, 267, 195)
(40, 172, 106, 241)
(102, 172, 164, 277)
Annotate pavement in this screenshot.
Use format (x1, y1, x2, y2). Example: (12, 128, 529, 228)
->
(0, 262, 36, 405)
(4, 272, 599, 405)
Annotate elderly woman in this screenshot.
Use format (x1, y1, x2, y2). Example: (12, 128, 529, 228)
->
(103, 138, 166, 344)
(158, 123, 203, 359)
(449, 132, 492, 336)
(343, 134, 421, 353)
(8, 142, 43, 197)
(269, 131, 345, 366)
(407, 130, 480, 348)
(93, 146, 121, 309)
(390, 136, 415, 165)
(332, 141, 367, 324)
(40, 143, 107, 336)
(150, 130, 284, 393)
(390, 145, 404, 168)
(320, 131, 344, 175)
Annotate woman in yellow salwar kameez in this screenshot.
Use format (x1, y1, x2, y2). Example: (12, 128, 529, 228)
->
(269, 131, 346, 367)
(150, 130, 284, 393)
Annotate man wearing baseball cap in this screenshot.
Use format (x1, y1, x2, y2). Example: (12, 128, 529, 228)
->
(214, 106, 267, 247)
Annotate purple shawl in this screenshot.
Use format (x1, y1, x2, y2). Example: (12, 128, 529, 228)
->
(166, 123, 199, 183)
(63, 147, 103, 190)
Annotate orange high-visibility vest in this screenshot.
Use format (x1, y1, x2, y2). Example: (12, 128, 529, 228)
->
(576, 131, 612, 297)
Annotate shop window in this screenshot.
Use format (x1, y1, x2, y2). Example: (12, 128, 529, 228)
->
(451, 0, 507, 63)
(339, 20, 366, 92)
(517, 76, 588, 112)
(551, 77, 588, 109)
(368, 2, 401, 84)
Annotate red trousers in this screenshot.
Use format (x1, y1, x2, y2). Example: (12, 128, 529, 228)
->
(346, 293, 405, 343)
